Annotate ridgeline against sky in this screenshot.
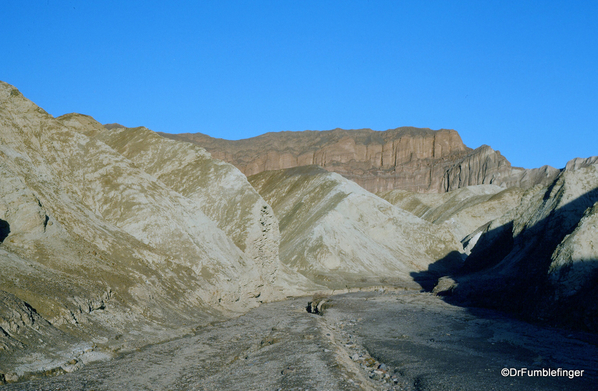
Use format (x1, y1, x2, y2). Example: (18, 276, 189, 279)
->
(2, 1, 597, 169)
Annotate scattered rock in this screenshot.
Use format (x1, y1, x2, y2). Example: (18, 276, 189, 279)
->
(306, 293, 331, 315)
(432, 277, 458, 296)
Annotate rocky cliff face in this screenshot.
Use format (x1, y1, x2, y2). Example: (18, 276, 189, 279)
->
(161, 128, 472, 193)
(161, 129, 559, 194)
(442, 145, 560, 192)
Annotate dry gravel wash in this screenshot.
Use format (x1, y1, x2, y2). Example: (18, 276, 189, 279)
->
(4, 291, 597, 391)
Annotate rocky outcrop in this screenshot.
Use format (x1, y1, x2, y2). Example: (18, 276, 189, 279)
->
(442, 145, 560, 192)
(248, 166, 464, 289)
(565, 156, 598, 171)
(441, 146, 513, 191)
(161, 129, 560, 194)
(549, 201, 598, 301)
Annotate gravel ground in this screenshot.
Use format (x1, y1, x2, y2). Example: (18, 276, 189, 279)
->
(3, 291, 597, 391)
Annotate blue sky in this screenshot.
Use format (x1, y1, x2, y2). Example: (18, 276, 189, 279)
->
(2, 1, 597, 169)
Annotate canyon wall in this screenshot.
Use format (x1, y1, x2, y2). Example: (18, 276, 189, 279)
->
(435, 161, 598, 331)
(161, 129, 559, 193)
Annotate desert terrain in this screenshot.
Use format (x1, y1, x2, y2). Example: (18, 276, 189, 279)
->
(1, 80, 597, 389)
(5, 291, 597, 391)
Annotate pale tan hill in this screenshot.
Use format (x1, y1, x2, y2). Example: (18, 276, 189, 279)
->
(379, 185, 505, 221)
(550, 201, 598, 301)
(75, 120, 320, 297)
(92, 123, 281, 284)
(0, 81, 297, 378)
(379, 185, 525, 253)
(565, 156, 598, 171)
(248, 166, 464, 289)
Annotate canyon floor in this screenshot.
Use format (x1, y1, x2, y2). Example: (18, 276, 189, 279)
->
(4, 290, 597, 391)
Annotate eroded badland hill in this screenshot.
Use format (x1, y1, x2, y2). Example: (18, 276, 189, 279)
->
(1, 80, 598, 389)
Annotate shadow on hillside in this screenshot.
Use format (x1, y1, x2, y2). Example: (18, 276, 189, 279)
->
(411, 251, 463, 292)
(410, 184, 598, 333)
(0, 219, 9, 243)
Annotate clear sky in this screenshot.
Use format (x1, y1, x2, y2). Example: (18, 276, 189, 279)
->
(2, 1, 597, 169)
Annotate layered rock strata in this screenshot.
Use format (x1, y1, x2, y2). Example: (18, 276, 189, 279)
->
(161, 128, 471, 193)
(442, 145, 560, 192)
(161, 129, 559, 193)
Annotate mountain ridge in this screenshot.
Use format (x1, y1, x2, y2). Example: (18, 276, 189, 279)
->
(159, 128, 560, 193)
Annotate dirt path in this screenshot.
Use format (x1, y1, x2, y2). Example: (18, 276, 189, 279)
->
(4, 291, 597, 390)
